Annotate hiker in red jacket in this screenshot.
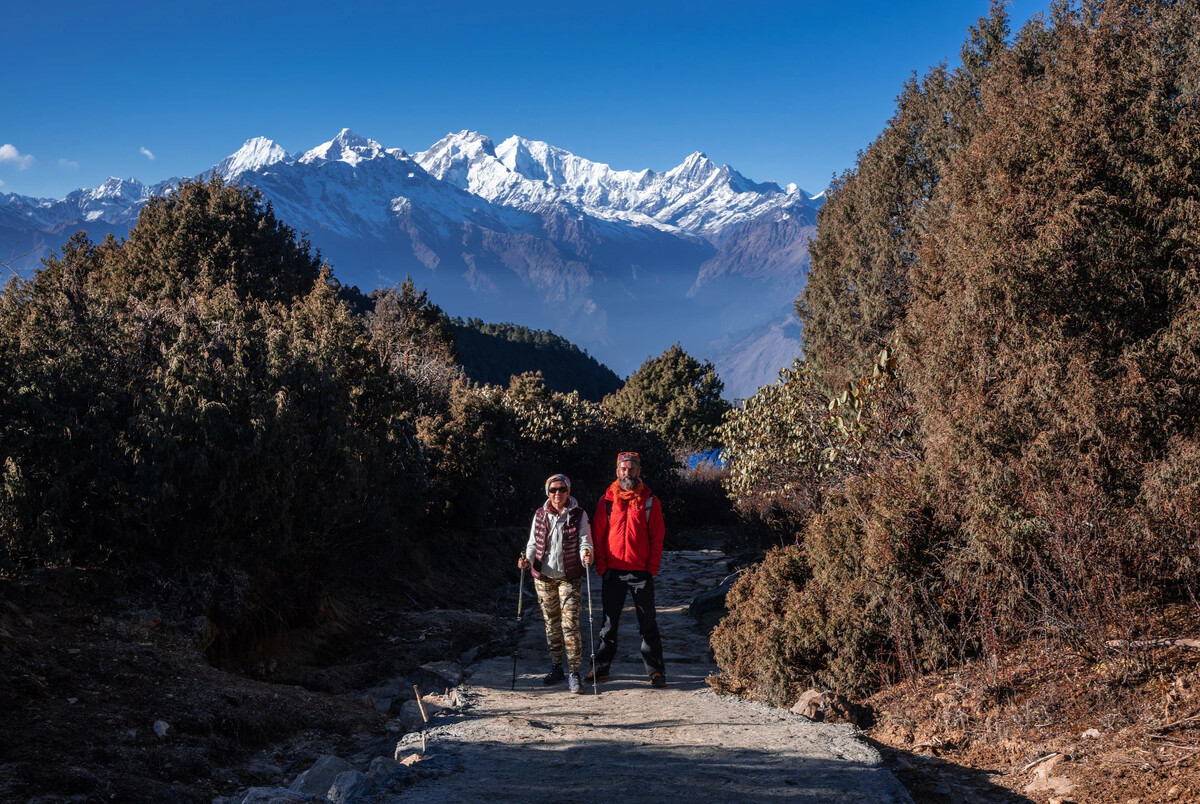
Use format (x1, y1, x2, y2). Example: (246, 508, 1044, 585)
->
(585, 451, 667, 688)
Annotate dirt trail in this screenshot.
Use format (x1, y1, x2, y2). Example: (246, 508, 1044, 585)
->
(386, 549, 913, 803)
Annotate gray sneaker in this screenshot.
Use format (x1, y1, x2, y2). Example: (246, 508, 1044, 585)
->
(568, 671, 582, 694)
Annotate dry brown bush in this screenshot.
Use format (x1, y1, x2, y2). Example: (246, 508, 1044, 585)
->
(711, 458, 962, 703)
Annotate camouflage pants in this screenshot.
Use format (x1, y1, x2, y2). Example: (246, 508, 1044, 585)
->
(533, 576, 584, 672)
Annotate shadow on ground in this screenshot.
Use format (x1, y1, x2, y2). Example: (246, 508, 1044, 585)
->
(867, 739, 1036, 804)
(395, 738, 907, 803)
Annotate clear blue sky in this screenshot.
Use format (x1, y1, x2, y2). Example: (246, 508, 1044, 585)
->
(3, 0, 1052, 200)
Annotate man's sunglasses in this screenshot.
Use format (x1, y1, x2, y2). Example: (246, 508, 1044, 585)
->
(548, 486, 569, 494)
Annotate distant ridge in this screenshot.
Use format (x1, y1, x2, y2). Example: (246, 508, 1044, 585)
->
(451, 319, 622, 403)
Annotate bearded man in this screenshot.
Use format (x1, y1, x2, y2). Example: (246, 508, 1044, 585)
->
(585, 451, 667, 688)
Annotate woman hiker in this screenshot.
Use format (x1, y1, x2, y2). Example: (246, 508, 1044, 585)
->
(517, 473, 594, 693)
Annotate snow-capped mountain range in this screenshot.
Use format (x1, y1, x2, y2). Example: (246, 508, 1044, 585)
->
(1, 129, 822, 398)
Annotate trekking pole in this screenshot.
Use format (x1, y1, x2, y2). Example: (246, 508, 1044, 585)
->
(512, 554, 526, 691)
(584, 551, 598, 696)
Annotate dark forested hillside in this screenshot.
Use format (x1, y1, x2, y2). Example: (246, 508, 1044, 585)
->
(451, 318, 623, 402)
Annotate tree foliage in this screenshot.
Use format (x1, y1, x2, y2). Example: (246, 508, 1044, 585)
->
(4, 205, 424, 568)
(714, 0, 1200, 704)
(98, 177, 323, 305)
(603, 343, 731, 450)
(0, 181, 433, 644)
(906, 0, 1200, 638)
(0, 180, 679, 639)
(368, 278, 460, 412)
(719, 347, 910, 530)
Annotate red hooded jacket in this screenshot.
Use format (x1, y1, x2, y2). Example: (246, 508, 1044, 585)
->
(593, 482, 665, 576)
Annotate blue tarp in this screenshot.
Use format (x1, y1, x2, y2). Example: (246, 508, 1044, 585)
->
(685, 449, 726, 470)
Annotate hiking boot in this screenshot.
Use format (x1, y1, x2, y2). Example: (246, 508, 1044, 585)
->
(582, 668, 609, 684)
(568, 671, 582, 694)
(650, 672, 666, 688)
(543, 663, 565, 685)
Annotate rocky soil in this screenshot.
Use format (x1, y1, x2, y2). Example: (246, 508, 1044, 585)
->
(865, 626, 1200, 804)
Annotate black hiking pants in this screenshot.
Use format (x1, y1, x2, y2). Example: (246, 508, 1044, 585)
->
(594, 569, 665, 677)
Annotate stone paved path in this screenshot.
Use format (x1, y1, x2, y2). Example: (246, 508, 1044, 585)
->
(383, 549, 914, 803)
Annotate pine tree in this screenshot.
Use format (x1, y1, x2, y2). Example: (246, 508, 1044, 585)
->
(603, 344, 730, 451)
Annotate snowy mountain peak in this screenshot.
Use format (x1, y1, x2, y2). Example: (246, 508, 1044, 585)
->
(299, 129, 385, 166)
(331, 128, 375, 148)
(415, 133, 813, 237)
(416, 131, 498, 183)
(667, 151, 720, 185)
(439, 130, 496, 154)
(414, 130, 509, 194)
(91, 177, 147, 201)
(214, 137, 289, 179)
(494, 136, 562, 184)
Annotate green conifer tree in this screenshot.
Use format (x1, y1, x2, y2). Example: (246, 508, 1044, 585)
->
(603, 344, 730, 451)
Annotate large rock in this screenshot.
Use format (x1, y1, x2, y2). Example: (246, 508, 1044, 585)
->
(327, 770, 372, 804)
(289, 754, 355, 797)
(411, 660, 464, 694)
(370, 677, 416, 700)
(687, 570, 743, 617)
(790, 690, 873, 726)
(367, 755, 413, 789)
(398, 696, 448, 733)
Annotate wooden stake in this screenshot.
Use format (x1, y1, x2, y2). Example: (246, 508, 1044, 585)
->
(413, 685, 429, 722)
(1019, 752, 1060, 773)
